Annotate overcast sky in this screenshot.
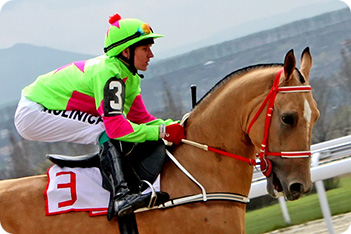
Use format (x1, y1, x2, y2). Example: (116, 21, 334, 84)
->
(0, 0, 349, 59)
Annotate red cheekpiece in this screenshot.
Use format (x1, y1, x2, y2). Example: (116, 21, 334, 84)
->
(164, 124, 185, 145)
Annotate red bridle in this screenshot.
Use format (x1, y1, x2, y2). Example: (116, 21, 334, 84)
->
(182, 68, 312, 177)
(247, 68, 312, 176)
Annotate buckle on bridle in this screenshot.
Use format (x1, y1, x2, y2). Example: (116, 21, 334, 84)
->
(254, 156, 272, 177)
(259, 158, 269, 173)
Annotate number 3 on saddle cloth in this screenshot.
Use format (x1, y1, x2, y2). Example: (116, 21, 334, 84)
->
(45, 140, 169, 216)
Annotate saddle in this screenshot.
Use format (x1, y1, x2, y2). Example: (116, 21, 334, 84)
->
(47, 152, 100, 168)
(47, 140, 167, 188)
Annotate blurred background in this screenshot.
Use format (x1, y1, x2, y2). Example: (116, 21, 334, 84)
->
(0, 1, 350, 233)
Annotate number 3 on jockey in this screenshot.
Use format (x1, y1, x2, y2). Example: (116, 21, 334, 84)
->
(104, 77, 125, 116)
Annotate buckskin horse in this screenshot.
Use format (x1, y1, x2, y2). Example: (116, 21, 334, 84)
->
(0, 47, 319, 234)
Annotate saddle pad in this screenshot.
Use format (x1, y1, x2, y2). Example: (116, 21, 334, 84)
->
(45, 165, 160, 217)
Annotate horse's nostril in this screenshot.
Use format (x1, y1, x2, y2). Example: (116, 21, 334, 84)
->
(289, 183, 304, 198)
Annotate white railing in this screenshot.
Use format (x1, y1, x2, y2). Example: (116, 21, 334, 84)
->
(249, 135, 351, 234)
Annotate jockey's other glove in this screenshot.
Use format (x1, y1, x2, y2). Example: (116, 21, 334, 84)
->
(159, 123, 185, 145)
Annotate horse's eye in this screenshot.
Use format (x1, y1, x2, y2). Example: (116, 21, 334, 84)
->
(281, 114, 296, 126)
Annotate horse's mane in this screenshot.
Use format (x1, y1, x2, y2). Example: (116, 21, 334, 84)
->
(196, 64, 283, 105)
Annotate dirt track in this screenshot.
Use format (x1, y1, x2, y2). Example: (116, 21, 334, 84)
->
(265, 212, 351, 234)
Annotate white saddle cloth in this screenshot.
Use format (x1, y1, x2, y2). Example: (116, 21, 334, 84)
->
(45, 165, 160, 216)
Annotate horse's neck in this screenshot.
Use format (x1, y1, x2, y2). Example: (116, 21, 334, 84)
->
(161, 68, 275, 198)
(187, 68, 274, 151)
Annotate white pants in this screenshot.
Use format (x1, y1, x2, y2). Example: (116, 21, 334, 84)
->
(14, 95, 105, 145)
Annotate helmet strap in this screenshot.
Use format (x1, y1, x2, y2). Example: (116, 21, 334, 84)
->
(117, 47, 137, 75)
(128, 45, 137, 75)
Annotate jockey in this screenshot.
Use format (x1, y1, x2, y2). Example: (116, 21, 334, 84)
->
(14, 13, 185, 219)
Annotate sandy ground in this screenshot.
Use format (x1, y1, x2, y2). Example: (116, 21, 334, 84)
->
(265, 212, 351, 234)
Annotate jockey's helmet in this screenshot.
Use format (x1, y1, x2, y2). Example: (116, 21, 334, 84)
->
(104, 14, 163, 57)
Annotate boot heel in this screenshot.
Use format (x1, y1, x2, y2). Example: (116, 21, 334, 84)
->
(118, 204, 133, 217)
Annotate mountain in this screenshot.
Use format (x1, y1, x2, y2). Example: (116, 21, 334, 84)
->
(0, 7, 350, 112)
(0, 44, 93, 107)
(142, 8, 351, 112)
(156, 1, 346, 59)
(147, 7, 351, 79)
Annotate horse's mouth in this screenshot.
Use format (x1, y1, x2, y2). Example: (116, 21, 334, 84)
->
(268, 169, 308, 201)
(266, 170, 284, 198)
(272, 171, 283, 193)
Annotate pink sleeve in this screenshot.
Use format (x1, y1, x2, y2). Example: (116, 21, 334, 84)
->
(97, 100, 134, 139)
(127, 95, 156, 124)
(103, 115, 135, 139)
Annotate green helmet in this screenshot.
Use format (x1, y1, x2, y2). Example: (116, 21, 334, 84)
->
(104, 14, 163, 57)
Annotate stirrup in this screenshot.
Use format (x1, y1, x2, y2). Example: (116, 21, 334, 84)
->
(141, 180, 157, 208)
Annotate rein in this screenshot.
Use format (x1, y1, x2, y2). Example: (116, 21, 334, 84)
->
(136, 68, 313, 213)
(182, 69, 312, 177)
(134, 147, 250, 214)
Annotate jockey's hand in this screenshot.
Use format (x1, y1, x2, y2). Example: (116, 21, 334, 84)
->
(159, 123, 185, 145)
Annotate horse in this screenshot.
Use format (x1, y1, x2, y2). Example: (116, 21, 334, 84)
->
(0, 47, 319, 234)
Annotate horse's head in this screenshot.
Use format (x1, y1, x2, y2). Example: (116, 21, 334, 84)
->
(249, 48, 320, 200)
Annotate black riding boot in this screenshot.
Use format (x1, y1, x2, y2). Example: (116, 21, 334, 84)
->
(99, 141, 144, 220)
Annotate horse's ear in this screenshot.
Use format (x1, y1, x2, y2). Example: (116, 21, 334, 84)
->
(300, 47, 312, 81)
(283, 49, 296, 81)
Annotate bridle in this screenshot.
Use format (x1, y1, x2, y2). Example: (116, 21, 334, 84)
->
(246, 68, 312, 176)
(182, 68, 312, 177)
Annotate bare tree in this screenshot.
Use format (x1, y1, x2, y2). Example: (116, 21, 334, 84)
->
(310, 40, 351, 142)
(158, 79, 183, 120)
(340, 40, 351, 93)
(328, 106, 351, 139)
(310, 77, 333, 143)
(8, 130, 33, 178)
(325, 40, 351, 139)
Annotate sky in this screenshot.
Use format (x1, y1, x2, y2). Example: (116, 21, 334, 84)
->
(0, 0, 350, 59)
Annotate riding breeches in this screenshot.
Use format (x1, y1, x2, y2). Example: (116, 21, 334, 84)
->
(14, 95, 105, 145)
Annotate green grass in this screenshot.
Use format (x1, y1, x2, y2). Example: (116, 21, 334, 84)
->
(245, 175, 351, 234)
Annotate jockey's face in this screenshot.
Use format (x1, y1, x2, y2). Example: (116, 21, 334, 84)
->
(133, 44, 154, 71)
